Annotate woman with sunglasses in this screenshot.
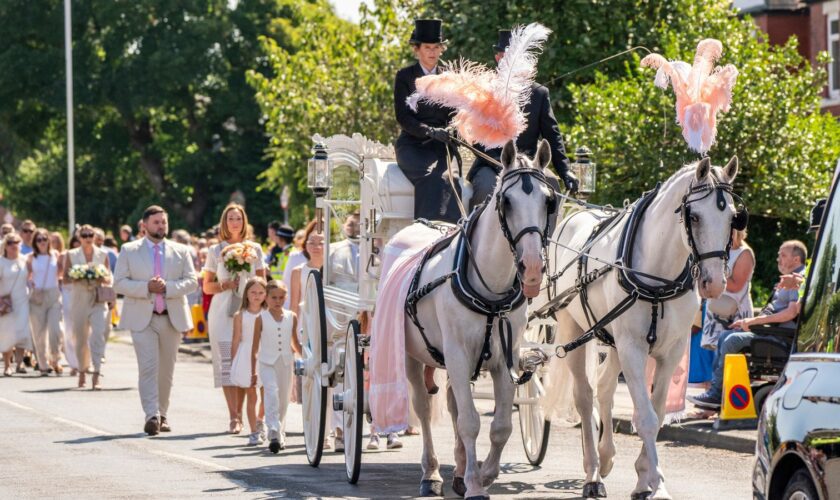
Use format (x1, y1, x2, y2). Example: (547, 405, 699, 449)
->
(0, 233, 31, 376)
(27, 228, 65, 375)
(64, 224, 112, 389)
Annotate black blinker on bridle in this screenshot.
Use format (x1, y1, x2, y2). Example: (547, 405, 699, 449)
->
(495, 166, 556, 255)
(676, 178, 748, 279)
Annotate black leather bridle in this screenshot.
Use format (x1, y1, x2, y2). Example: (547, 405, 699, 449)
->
(495, 167, 557, 254)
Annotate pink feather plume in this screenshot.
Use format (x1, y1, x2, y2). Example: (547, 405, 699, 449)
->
(641, 38, 738, 154)
(407, 23, 551, 148)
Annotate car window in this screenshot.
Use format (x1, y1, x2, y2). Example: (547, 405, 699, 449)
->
(798, 178, 840, 353)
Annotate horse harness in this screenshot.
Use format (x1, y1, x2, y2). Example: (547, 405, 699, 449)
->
(405, 167, 556, 385)
(533, 174, 747, 357)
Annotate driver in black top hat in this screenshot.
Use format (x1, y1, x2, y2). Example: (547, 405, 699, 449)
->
(394, 19, 462, 223)
(468, 29, 578, 213)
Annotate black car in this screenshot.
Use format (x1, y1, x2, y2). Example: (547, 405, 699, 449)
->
(753, 175, 840, 500)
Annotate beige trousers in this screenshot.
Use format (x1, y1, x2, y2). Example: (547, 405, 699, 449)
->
(131, 314, 181, 421)
(29, 288, 63, 367)
(70, 288, 109, 373)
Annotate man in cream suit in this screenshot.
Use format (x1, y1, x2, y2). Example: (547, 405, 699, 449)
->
(114, 205, 198, 436)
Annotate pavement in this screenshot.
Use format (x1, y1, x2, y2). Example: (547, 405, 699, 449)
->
(0, 333, 755, 498)
(175, 339, 759, 455)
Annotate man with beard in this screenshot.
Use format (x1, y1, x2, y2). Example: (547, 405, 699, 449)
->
(114, 205, 198, 435)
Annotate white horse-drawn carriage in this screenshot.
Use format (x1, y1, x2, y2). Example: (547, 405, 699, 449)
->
(294, 133, 572, 486)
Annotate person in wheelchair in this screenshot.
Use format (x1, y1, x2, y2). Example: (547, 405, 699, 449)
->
(688, 240, 808, 409)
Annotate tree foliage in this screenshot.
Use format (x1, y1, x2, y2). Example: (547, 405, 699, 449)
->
(0, 0, 291, 231)
(247, 0, 417, 227)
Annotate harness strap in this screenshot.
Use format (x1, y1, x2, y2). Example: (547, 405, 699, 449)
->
(555, 291, 638, 358)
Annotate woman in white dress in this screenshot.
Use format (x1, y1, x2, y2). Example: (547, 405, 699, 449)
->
(0, 233, 31, 376)
(27, 228, 65, 375)
(203, 203, 266, 434)
(57, 233, 80, 374)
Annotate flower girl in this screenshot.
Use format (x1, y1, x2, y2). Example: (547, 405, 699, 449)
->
(230, 276, 267, 446)
(250, 280, 300, 453)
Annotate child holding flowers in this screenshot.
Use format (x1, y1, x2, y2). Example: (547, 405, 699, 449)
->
(250, 280, 300, 453)
(230, 276, 268, 446)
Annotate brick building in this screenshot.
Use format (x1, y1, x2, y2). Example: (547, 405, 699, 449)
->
(734, 0, 840, 115)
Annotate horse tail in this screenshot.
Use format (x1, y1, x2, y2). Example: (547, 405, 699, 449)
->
(541, 338, 598, 424)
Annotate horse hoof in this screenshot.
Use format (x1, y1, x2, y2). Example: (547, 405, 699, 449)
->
(465, 497, 490, 500)
(583, 481, 607, 498)
(419, 479, 443, 497)
(452, 477, 466, 497)
(630, 492, 652, 500)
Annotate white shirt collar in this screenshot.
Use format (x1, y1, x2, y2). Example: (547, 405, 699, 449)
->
(420, 63, 437, 75)
(145, 237, 165, 251)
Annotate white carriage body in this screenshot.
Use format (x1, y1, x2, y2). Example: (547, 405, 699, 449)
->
(312, 133, 415, 340)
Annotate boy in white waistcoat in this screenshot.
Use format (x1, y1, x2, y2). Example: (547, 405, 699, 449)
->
(251, 280, 300, 452)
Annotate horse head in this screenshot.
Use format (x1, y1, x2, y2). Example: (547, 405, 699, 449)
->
(496, 138, 555, 298)
(679, 155, 741, 299)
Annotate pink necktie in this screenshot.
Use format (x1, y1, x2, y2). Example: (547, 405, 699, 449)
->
(154, 244, 165, 313)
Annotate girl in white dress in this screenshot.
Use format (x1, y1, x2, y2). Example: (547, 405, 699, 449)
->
(252, 280, 300, 453)
(0, 233, 30, 376)
(203, 203, 266, 434)
(230, 276, 268, 446)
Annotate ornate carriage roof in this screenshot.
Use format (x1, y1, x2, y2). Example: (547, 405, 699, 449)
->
(311, 133, 395, 161)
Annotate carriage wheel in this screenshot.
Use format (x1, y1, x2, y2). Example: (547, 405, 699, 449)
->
(342, 320, 364, 484)
(518, 325, 551, 466)
(301, 270, 328, 467)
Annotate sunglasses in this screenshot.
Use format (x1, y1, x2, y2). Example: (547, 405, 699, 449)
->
(35, 237, 49, 243)
(6, 241, 20, 245)
(21, 228, 33, 234)
(80, 233, 94, 239)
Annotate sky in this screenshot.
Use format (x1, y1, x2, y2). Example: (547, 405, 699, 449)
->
(329, 0, 374, 23)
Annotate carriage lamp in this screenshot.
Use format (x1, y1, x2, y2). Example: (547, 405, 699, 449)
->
(308, 142, 332, 232)
(571, 146, 596, 196)
(308, 142, 332, 196)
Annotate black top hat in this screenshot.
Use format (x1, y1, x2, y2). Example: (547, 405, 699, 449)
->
(493, 29, 512, 52)
(410, 19, 446, 45)
(808, 198, 827, 233)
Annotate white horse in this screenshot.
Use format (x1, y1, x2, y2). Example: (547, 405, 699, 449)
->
(388, 139, 554, 499)
(544, 156, 739, 499)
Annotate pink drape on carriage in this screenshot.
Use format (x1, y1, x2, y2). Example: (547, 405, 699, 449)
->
(369, 223, 450, 434)
(646, 345, 690, 423)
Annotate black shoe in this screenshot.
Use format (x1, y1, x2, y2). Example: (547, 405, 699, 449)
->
(687, 391, 722, 409)
(269, 438, 280, 454)
(159, 416, 171, 432)
(144, 417, 160, 436)
(23, 354, 32, 368)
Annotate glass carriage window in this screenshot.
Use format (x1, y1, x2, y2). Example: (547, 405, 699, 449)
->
(327, 164, 361, 293)
(797, 182, 840, 353)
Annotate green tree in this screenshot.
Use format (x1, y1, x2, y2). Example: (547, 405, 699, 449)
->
(247, 0, 418, 227)
(0, 0, 293, 232)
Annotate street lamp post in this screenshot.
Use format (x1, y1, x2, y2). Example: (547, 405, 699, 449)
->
(65, 0, 75, 235)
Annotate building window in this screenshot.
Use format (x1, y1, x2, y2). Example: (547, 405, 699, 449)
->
(830, 13, 840, 97)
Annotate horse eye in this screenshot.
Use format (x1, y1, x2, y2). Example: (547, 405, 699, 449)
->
(503, 195, 511, 208)
(690, 214, 700, 224)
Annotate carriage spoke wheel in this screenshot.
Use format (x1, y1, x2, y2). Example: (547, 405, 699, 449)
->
(342, 320, 364, 484)
(301, 270, 328, 467)
(518, 325, 551, 466)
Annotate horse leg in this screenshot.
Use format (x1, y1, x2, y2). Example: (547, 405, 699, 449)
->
(638, 349, 685, 499)
(558, 312, 606, 499)
(479, 360, 515, 488)
(596, 348, 622, 478)
(447, 353, 489, 499)
(406, 356, 444, 496)
(614, 339, 665, 500)
(448, 384, 468, 497)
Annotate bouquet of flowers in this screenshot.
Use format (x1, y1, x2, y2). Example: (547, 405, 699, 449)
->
(222, 242, 259, 274)
(68, 263, 109, 281)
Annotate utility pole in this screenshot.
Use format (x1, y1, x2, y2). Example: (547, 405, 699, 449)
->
(65, 0, 75, 235)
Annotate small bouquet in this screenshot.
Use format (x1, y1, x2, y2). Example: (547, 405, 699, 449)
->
(222, 242, 259, 274)
(69, 263, 109, 281)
